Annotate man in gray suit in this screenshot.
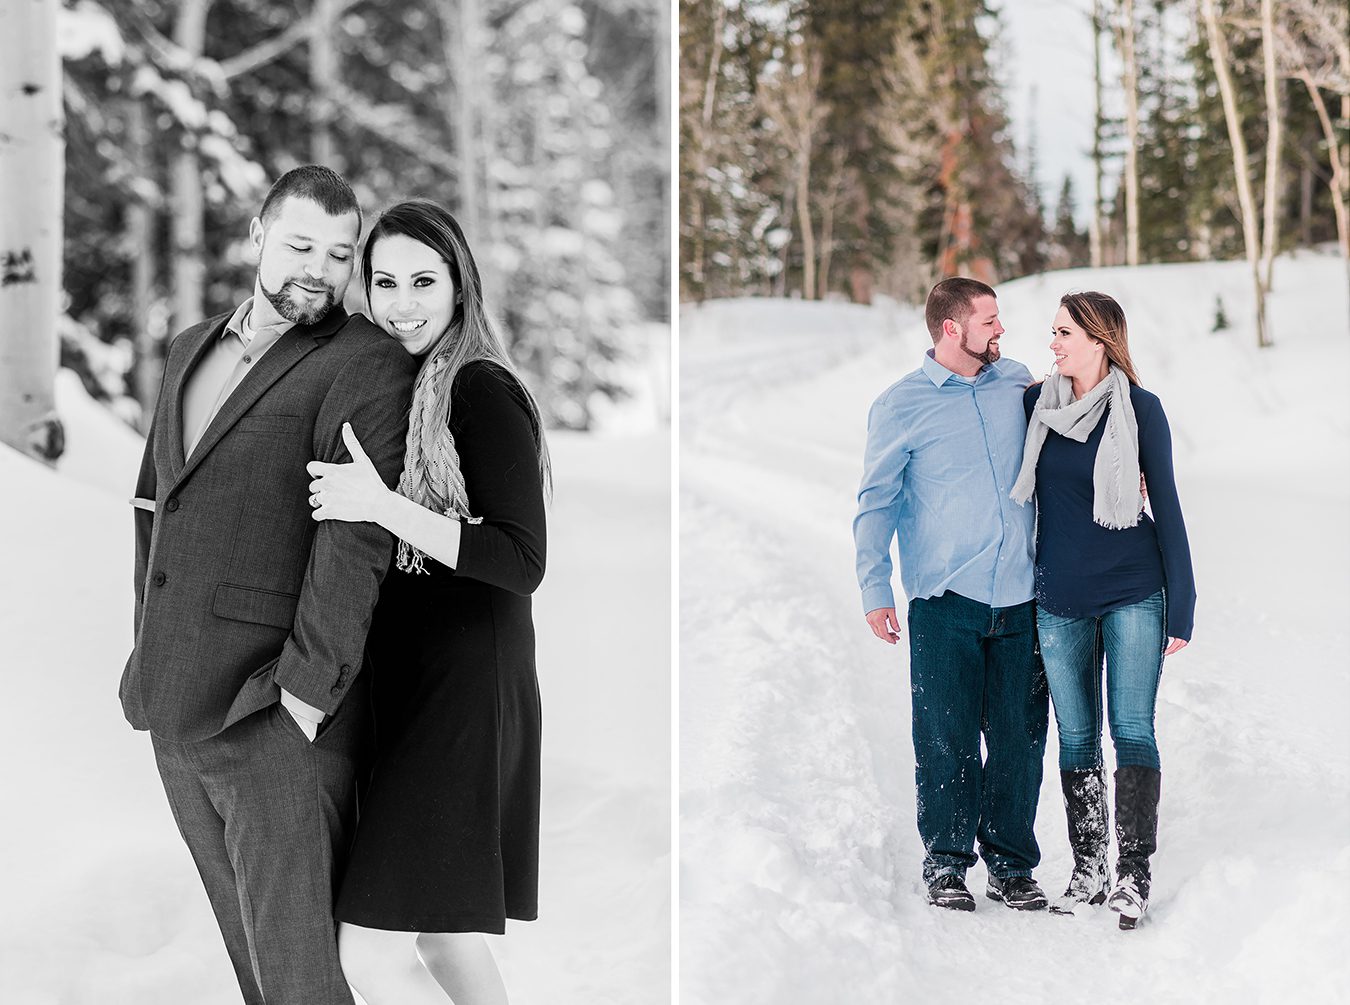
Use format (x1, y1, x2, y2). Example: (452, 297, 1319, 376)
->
(121, 165, 417, 1004)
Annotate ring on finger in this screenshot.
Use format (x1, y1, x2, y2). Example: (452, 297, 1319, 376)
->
(310, 492, 321, 508)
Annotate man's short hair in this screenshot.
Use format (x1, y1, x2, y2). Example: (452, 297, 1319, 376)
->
(925, 277, 996, 343)
(258, 164, 361, 230)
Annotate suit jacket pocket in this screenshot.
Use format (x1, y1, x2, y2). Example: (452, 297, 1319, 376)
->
(213, 583, 301, 630)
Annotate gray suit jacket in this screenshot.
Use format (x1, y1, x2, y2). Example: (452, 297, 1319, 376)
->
(120, 305, 418, 742)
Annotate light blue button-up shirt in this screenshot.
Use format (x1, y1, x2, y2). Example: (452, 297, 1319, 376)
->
(853, 350, 1036, 613)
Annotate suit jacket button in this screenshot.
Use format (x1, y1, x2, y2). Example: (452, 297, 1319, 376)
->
(152, 571, 167, 586)
(330, 684, 342, 696)
(165, 498, 180, 512)
(338, 664, 351, 680)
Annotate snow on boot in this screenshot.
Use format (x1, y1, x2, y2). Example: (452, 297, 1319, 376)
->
(1108, 875, 1147, 929)
(1050, 767, 1110, 916)
(1111, 765, 1160, 931)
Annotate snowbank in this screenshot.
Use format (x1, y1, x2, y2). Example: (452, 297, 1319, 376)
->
(0, 374, 670, 1004)
(679, 253, 1350, 1004)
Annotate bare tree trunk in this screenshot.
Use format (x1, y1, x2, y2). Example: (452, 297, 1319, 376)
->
(690, 2, 727, 299)
(654, 0, 670, 319)
(758, 42, 825, 300)
(1120, 0, 1141, 267)
(170, 0, 211, 337)
(818, 148, 845, 297)
(0, 0, 64, 461)
(1090, 0, 1105, 268)
(1299, 71, 1349, 302)
(311, 0, 338, 167)
(1298, 159, 1313, 246)
(127, 97, 160, 430)
(796, 158, 815, 299)
(1258, 0, 1281, 295)
(437, 0, 481, 244)
(1200, 0, 1270, 346)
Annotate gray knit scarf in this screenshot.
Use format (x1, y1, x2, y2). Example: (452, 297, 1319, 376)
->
(1010, 364, 1143, 530)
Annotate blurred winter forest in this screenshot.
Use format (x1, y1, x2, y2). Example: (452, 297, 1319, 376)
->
(678, 0, 1348, 343)
(1, 0, 669, 460)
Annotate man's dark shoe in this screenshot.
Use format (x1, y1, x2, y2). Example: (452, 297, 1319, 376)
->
(986, 874, 1048, 911)
(927, 873, 976, 912)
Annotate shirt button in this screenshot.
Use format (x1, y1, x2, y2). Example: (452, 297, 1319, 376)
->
(152, 571, 167, 587)
(242, 354, 253, 364)
(165, 498, 180, 513)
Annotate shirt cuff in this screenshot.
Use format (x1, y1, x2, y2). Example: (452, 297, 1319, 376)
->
(861, 583, 896, 615)
(279, 687, 326, 724)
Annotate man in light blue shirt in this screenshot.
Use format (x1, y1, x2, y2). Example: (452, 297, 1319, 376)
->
(854, 278, 1049, 912)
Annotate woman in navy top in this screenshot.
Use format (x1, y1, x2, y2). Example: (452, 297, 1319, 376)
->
(1011, 291, 1194, 930)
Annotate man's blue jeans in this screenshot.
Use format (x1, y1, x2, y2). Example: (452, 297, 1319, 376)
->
(907, 592, 1048, 885)
(1036, 590, 1165, 772)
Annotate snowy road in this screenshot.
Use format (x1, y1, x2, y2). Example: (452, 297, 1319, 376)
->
(679, 257, 1350, 1004)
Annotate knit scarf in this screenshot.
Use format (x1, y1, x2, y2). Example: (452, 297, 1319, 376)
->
(395, 353, 480, 575)
(1009, 364, 1143, 530)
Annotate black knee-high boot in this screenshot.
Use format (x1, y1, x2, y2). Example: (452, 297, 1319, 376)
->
(1109, 765, 1161, 930)
(1050, 767, 1110, 915)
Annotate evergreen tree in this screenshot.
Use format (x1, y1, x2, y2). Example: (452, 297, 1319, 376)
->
(1049, 174, 1090, 269)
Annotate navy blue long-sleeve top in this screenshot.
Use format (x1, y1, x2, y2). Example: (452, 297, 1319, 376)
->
(1024, 383, 1195, 641)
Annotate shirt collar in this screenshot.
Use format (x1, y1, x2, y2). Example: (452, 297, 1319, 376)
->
(922, 348, 1001, 387)
(223, 296, 295, 346)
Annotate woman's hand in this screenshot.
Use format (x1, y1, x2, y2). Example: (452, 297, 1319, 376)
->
(1164, 637, 1188, 656)
(306, 423, 391, 524)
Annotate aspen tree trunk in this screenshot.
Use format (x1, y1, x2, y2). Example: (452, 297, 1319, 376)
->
(691, 2, 726, 299)
(1258, 0, 1281, 296)
(0, 0, 64, 461)
(311, 0, 338, 167)
(1200, 0, 1270, 346)
(127, 97, 160, 429)
(1120, 0, 1141, 267)
(796, 157, 814, 300)
(1090, 0, 1104, 267)
(654, 0, 670, 318)
(1299, 73, 1349, 309)
(169, 0, 211, 338)
(818, 148, 845, 297)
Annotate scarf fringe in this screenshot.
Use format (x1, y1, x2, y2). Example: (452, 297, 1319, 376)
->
(395, 512, 484, 575)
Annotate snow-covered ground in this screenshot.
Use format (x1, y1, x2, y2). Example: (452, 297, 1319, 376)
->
(679, 254, 1350, 1004)
(0, 374, 670, 1004)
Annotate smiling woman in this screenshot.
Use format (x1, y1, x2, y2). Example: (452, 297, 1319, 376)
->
(304, 198, 552, 1005)
(368, 234, 459, 357)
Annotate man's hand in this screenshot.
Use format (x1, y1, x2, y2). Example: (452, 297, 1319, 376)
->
(866, 607, 901, 645)
(1164, 637, 1188, 656)
(279, 687, 323, 742)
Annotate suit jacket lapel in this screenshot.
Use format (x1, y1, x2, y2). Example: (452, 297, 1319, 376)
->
(171, 306, 350, 489)
(162, 315, 229, 482)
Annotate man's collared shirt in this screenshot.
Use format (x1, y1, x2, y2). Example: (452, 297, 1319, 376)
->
(853, 349, 1036, 613)
(182, 297, 293, 459)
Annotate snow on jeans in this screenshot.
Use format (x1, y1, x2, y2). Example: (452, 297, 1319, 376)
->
(1036, 590, 1166, 773)
(907, 591, 1048, 885)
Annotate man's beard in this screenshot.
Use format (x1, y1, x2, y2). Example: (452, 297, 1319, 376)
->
(258, 271, 336, 326)
(960, 330, 999, 365)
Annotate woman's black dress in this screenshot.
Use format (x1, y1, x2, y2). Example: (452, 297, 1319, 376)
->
(335, 361, 546, 934)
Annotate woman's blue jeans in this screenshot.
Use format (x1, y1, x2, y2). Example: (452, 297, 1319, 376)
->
(1036, 590, 1166, 772)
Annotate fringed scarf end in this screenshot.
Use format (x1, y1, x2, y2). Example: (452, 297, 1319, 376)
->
(396, 537, 431, 575)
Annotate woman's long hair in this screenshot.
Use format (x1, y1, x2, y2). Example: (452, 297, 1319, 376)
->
(1059, 291, 1142, 386)
(361, 200, 552, 529)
